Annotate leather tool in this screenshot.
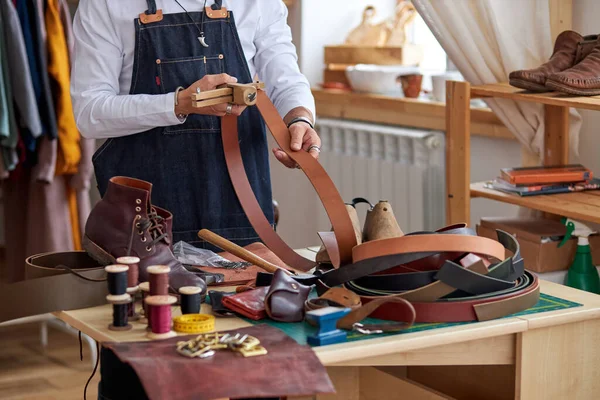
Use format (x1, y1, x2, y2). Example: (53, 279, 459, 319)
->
(197, 229, 293, 275)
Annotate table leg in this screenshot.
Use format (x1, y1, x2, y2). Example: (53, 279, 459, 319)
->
(515, 319, 600, 400)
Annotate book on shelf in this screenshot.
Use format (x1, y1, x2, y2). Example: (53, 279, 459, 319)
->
(486, 178, 600, 196)
(500, 164, 592, 185)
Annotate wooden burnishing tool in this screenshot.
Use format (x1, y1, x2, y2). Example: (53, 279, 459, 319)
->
(197, 229, 292, 275)
(191, 82, 265, 108)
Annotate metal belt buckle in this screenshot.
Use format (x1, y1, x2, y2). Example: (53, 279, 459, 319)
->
(352, 323, 383, 335)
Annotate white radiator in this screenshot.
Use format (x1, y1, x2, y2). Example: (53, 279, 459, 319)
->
(268, 118, 446, 248)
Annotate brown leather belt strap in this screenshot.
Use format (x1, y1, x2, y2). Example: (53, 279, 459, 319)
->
(352, 235, 506, 262)
(220, 91, 357, 271)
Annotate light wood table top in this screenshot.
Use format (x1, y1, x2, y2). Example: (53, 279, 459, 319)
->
(54, 278, 600, 366)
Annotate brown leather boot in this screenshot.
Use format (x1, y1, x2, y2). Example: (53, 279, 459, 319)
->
(546, 35, 600, 95)
(509, 31, 592, 92)
(83, 176, 206, 294)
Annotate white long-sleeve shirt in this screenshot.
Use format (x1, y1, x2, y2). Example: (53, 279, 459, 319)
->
(70, 0, 314, 139)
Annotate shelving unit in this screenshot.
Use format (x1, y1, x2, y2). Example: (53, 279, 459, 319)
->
(445, 81, 600, 225)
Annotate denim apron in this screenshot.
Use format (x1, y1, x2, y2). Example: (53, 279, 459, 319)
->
(92, 0, 274, 251)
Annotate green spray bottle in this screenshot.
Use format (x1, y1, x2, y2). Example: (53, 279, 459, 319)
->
(558, 218, 600, 294)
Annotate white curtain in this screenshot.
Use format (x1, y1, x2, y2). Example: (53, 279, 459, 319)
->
(412, 0, 581, 159)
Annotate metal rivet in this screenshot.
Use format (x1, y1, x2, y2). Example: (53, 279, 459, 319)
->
(156, 59, 161, 64)
(136, 199, 142, 204)
(136, 207, 142, 212)
(291, 283, 298, 289)
(141, 237, 147, 242)
(136, 215, 141, 220)
(146, 246, 152, 252)
(218, 54, 223, 59)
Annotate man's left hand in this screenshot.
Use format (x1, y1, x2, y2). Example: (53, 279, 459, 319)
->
(273, 122, 321, 168)
(274, 107, 320, 169)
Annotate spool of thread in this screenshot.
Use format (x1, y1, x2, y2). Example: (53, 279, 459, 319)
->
(106, 294, 132, 331)
(139, 281, 150, 326)
(118, 257, 141, 321)
(147, 265, 170, 296)
(116, 256, 140, 291)
(145, 295, 177, 340)
(179, 286, 202, 315)
(105, 265, 129, 295)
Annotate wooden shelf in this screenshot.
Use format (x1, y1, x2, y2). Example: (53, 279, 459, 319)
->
(471, 83, 600, 111)
(471, 182, 600, 224)
(313, 89, 515, 140)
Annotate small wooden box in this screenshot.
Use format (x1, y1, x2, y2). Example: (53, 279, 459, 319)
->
(323, 44, 423, 86)
(476, 217, 600, 273)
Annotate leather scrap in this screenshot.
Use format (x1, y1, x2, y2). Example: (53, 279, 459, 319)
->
(102, 325, 335, 400)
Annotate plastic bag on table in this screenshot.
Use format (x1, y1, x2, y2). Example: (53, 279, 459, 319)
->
(173, 241, 251, 269)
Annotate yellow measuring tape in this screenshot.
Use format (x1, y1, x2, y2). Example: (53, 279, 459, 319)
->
(173, 314, 215, 334)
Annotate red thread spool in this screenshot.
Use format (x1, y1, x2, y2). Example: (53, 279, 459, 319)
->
(118, 257, 142, 321)
(147, 265, 170, 295)
(145, 295, 177, 340)
(117, 256, 140, 289)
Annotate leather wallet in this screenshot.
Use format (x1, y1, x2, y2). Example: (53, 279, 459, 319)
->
(220, 286, 269, 320)
(265, 269, 312, 322)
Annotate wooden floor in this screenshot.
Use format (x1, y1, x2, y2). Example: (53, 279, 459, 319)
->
(0, 322, 99, 400)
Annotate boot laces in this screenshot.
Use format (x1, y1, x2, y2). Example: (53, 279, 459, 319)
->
(126, 207, 168, 256)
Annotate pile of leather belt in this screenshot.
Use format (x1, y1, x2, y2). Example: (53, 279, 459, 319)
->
(219, 88, 540, 327)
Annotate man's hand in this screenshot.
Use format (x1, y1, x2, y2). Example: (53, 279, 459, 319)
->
(175, 73, 246, 116)
(273, 107, 320, 169)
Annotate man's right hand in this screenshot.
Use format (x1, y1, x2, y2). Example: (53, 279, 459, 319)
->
(175, 73, 246, 117)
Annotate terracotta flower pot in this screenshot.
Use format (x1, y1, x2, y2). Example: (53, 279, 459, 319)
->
(399, 74, 423, 98)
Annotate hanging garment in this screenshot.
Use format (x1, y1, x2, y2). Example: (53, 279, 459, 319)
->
(2, 0, 92, 282)
(19, 0, 57, 140)
(45, 0, 80, 175)
(93, 0, 274, 250)
(0, 2, 18, 171)
(1, 0, 43, 150)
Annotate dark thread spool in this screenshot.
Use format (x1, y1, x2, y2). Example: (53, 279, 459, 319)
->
(145, 295, 177, 339)
(106, 294, 132, 331)
(113, 303, 128, 327)
(105, 265, 129, 295)
(147, 265, 170, 296)
(179, 286, 202, 315)
(117, 256, 140, 289)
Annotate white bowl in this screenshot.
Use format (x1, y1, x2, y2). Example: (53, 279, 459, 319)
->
(345, 64, 420, 95)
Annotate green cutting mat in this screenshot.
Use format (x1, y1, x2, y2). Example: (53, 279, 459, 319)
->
(242, 293, 581, 346)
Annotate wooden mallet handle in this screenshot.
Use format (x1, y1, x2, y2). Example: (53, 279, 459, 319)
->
(197, 229, 292, 275)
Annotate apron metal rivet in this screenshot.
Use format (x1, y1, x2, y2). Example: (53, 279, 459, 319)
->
(219, 54, 223, 59)
(136, 207, 142, 212)
(156, 59, 161, 64)
(136, 199, 142, 204)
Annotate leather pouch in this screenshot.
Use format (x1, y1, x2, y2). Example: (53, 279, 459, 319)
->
(220, 286, 269, 320)
(265, 269, 311, 322)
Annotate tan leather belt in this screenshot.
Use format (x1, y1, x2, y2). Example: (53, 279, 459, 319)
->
(222, 91, 358, 271)
(0, 252, 108, 323)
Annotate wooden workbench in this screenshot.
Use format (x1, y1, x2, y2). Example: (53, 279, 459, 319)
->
(55, 250, 600, 400)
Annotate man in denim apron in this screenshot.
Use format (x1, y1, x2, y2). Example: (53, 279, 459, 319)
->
(71, 0, 319, 251)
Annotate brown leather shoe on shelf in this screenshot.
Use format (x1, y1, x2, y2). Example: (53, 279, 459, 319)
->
(509, 31, 591, 92)
(545, 35, 600, 95)
(83, 176, 207, 294)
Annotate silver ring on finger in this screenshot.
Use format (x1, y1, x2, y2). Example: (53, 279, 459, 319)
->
(225, 103, 234, 115)
(196, 87, 201, 94)
(307, 145, 321, 153)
